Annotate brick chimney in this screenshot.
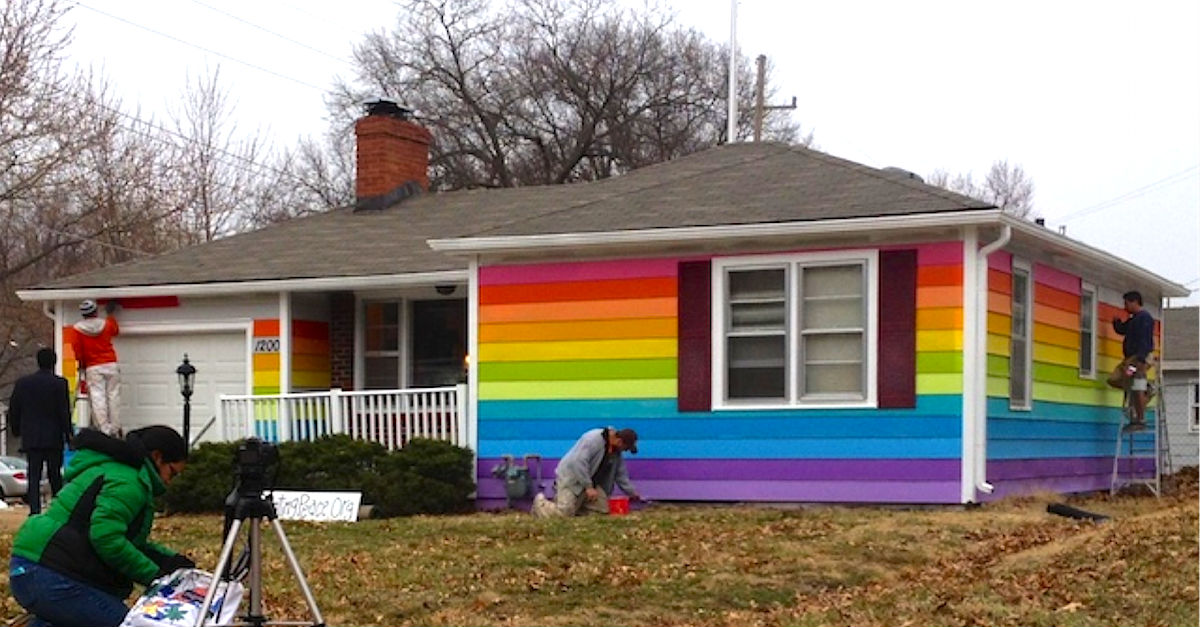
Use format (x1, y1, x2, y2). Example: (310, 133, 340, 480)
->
(355, 100, 431, 211)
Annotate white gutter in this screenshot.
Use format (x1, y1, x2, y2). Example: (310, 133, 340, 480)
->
(960, 227, 980, 503)
(429, 209, 1006, 253)
(1000, 214, 1188, 297)
(16, 270, 469, 302)
(972, 224, 1012, 497)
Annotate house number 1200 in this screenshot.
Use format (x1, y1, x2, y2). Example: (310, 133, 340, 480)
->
(253, 338, 280, 353)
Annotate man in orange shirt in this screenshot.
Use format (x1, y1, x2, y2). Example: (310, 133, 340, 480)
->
(71, 299, 122, 436)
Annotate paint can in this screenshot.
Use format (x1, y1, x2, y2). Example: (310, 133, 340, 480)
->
(609, 495, 630, 515)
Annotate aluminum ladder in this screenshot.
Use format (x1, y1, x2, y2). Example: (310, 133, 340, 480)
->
(1110, 380, 1170, 496)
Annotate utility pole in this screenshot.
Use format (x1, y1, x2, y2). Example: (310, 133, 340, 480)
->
(753, 54, 798, 142)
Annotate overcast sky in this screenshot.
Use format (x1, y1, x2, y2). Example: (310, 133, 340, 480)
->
(66, 0, 1200, 304)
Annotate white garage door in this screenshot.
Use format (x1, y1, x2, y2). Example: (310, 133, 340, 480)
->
(113, 331, 247, 443)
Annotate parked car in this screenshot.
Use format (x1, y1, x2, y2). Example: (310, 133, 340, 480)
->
(0, 455, 50, 500)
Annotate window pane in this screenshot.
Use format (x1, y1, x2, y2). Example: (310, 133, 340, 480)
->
(731, 302, 786, 329)
(804, 265, 862, 297)
(411, 299, 468, 387)
(729, 268, 785, 300)
(804, 333, 863, 361)
(727, 335, 785, 399)
(1079, 332, 1093, 372)
(364, 302, 399, 351)
(805, 363, 863, 395)
(1010, 339, 1027, 404)
(803, 297, 863, 329)
(364, 356, 399, 389)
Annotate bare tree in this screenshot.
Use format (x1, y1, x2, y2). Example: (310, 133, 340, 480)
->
(929, 160, 1036, 218)
(329, 0, 806, 190)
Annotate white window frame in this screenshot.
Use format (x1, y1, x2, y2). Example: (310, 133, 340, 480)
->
(711, 249, 878, 410)
(1190, 380, 1199, 433)
(1009, 259, 1033, 411)
(1078, 283, 1097, 379)
(360, 298, 409, 389)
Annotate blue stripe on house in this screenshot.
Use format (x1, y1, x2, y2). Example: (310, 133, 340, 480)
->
(478, 394, 964, 421)
(478, 437, 962, 459)
(479, 416, 960, 440)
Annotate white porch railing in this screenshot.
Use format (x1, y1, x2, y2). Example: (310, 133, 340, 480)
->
(217, 385, 470, 451)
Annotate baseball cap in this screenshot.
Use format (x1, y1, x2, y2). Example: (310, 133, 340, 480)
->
(79, 299, 98, 316)
(616, 428, 638, 454)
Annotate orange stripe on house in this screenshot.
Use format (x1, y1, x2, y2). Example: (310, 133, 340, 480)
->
(1033, 305, 1079, 331)
(1033, 323, 1079, 349)
(916, 265, 963, 287)
(480, 277, 678, 305)
(1034, 283, 1080, 312)
(480, 318, 677, 342)
(916, 307, 962, 330)
(987, 291, 1012, 315)
(988, 269, 1012, 295)
(253, 320, 279, 336)
(916, 286, 962, 308)
(292, 337, 329, 355)
(480, 297, 677, 324)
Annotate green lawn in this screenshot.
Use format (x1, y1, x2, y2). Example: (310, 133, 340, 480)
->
(1, 480, 1195, 627)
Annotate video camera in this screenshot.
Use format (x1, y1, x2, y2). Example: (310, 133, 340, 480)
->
(234, 437, 279, 497)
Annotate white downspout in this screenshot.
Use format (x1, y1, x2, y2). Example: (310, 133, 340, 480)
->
(961, 228, 979, 503)
(973, 224, 1012, 495)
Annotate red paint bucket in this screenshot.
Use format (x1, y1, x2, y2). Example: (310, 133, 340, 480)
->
(609, 496, 630, 515)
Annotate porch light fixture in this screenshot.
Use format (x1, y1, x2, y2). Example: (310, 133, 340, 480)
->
(435, 284, 456, 295)
(176, 354, 197, 448)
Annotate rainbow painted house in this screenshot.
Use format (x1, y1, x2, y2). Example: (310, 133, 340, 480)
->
(19, 102, 1187, 505)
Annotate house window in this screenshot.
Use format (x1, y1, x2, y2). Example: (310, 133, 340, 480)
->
(1079, 284, 1096, 378)
(1009, 263, 1032, 410)
(363, 301, 401, 389)
(410, 299, 467, 387)
(1190, 380, 1199, 433)
(714, 251, 876, 408)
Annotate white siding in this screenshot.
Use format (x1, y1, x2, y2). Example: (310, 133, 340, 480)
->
(1162, 372, 1199, 470)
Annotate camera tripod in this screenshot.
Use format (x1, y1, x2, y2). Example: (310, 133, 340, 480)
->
(196, 490, 325, 627)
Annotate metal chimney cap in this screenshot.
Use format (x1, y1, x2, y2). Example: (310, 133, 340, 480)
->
(364, 100, 412, 120)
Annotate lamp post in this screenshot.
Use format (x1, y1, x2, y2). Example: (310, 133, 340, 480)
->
(176, 354, 196, 448)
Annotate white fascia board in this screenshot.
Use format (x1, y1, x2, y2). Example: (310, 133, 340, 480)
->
(16, 270, 469, 302)
(1001, 215, 1189, 297)
(427, 209, 1006, 253)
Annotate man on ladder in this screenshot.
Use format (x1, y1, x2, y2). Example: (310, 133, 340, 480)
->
(1111, 290, 1155, 430)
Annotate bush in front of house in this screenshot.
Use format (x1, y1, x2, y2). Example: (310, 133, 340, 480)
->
(367, 438, 476, 517)
(164, 440, 240, 513)
(164, 435, 475, 517)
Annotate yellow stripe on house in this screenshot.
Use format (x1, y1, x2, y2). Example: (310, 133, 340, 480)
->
(1033, 342, 1079, 369)
(1033, 381, 1123, 406)
(916, 373, 962, 394)
(478, 338, 677, 362)
(916, 329, 962, 352)
(478, 378, 677, 400)
(987, 333, 1011, 357)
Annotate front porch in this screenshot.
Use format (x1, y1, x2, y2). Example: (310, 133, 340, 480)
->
(216, 384, 473, 451)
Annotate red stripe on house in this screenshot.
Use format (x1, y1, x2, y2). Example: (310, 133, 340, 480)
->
(102, 296, 179, 309)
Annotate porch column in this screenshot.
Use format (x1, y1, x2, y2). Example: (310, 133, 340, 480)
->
(279, 292, 292, 441)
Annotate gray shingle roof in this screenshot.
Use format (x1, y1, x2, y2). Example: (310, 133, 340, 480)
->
(30, 142, 990, 290)
(1164, 306, 1199, 363)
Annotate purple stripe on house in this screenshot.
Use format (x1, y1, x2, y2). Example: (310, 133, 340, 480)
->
(478, 457, 960, 482)
(986, 457, 1152, 480)
(477, 479, 959, 504)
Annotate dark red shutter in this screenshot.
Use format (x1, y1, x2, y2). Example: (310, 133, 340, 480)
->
(878, 249, 917, 408)
(677, 260, 712, 412)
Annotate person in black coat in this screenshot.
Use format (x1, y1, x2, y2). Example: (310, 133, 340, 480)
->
(7, 348, 72, 515)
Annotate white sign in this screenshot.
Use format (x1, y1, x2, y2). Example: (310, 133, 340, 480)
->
(253, 337, 280, 353)
(270, 490, 361, 522)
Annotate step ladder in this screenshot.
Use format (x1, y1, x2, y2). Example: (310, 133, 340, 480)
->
(1110, 379, 1170, 496)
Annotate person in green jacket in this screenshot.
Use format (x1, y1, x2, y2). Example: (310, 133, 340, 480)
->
(9, 426, 194, 627)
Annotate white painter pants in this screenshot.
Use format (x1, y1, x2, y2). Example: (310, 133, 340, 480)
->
(85, 362, 122, 437)
(532, 486, 609, 517)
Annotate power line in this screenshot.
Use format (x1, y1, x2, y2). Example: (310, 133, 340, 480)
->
(73, 2, 329, 93)
(1058, 164, 1200, 222)
(187, 0, 352, 67)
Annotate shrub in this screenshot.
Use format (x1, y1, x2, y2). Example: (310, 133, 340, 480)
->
(162, 436, 475, 518)
(369, 438, 476, 517)
(164, 440, 240, 513)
